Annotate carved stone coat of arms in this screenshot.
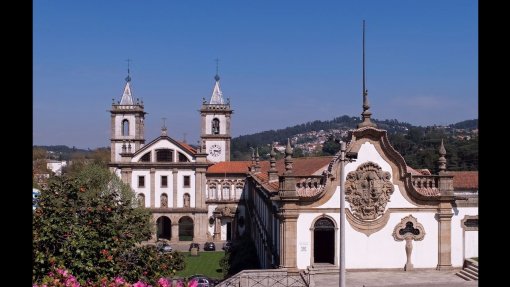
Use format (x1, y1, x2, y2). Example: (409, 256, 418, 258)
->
(345, 162, 394, 220)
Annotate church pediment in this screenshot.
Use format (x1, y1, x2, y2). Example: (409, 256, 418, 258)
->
(131, 136, 196, 163)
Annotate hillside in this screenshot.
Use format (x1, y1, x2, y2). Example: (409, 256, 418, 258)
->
(231, 117, 478, 171)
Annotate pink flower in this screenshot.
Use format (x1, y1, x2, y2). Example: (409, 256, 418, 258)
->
(188, 279, 198, 287)
(114, 277, 126, 285)
(157, 278, 170, 287)
(133, 281, 148, 287)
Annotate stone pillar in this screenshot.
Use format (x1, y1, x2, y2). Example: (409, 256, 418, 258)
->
(404, 236, 414, 271)
(214, 217, 221, 240)
(171, 222, 179, 242)
(150, 168, 156, 208)
(278, 210, 299, 270)
(172, 169, 178, 208)
(436, 203, 454, 270)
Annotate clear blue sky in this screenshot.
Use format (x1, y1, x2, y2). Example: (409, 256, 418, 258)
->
(34, 0, 478, 149)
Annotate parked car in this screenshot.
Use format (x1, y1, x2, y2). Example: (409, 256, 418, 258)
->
(222, 240, 232, 252)
(189, 242, 200, 251)
(204, 242, 216, 251)
(188, 275, 215, 287)
(156, 241, 172, 253)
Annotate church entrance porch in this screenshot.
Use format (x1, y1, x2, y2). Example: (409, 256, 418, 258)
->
(156, 216, 171, 240)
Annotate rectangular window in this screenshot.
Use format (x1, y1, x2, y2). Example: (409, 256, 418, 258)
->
(161, 176, 168, 188)
(183, 175, 191, 188)
(138, 176, 145, 188)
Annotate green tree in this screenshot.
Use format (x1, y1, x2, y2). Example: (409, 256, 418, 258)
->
(32, 163, 184, 284)
(322, 135, 341, 155)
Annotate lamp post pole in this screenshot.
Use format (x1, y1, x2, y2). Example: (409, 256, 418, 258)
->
(339, 141, 346, 287)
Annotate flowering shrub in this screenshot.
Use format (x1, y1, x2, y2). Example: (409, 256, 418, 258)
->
(33, 164, 184, 284)
(33, 266, 197, 287)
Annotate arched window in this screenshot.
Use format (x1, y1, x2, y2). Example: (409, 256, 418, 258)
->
(212, 118, 220, 134)
(178, 152, 190, 162)
(140, 152, 151, 162)
(235, 184, 244, 200)
(208, 185, 217, 200)
(183, 193, 190, 207)
(160, 193, 168, 207)
(122, 119, 129, 136)
(222, 185, 230, 200)
(137, 193, 145, 207)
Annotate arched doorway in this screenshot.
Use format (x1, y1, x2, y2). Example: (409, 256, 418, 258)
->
(179, 216, 194, 241)
(156, 216, 171, 240)
(313, 217, 335, 264)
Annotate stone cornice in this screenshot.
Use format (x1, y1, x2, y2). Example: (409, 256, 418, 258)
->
(108, 162, 211, 169)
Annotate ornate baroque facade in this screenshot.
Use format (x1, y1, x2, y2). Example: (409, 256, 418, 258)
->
(108, 70, 478, 273)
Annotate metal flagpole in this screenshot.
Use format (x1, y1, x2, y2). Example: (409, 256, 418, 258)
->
(339, 141, 346, 287)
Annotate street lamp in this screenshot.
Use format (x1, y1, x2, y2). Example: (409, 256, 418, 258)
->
(339, 141, 356, 287)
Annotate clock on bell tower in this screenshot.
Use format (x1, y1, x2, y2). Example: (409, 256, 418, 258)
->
(200, 72, 232, 163)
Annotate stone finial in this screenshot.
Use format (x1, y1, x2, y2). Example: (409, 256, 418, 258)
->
(438, 139, 446, 172)
(254, 147, 261, 172)
(284, 138, 293, 175)
(270, 143, 276, 170)
(268, 143, 278, 182)
(161, 118, 168, 136)
(249, 147, 255, 172)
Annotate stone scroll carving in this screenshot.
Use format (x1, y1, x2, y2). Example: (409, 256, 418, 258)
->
(392, 215, 425, 271)
(345, 162, 394, 220)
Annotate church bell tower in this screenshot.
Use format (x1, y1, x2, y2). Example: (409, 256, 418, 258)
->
(200, 71, 233, 163)
(110, 67, 146, 163)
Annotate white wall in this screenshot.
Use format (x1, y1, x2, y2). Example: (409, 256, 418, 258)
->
(296, 209, 439, 269)
(131, 170, 150, 207)
(296, 141, 442, 270)
(177, 170, 195, 207)
(154, 171, 173, 208)
(451, 207, 478, 266)
(465, 231, 478, 259)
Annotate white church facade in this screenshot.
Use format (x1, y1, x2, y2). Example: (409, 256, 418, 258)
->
(108, 69, 477, 272)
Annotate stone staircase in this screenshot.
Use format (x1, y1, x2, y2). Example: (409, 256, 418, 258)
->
(456, 258, 478, 281)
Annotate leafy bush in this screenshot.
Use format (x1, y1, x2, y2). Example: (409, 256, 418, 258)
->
(32, 163, 184, 284)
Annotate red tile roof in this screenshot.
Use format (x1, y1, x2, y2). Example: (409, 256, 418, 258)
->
(177, 142, 197, 155)
(207, 161, 252, 174)
(446, 171, 478, 191)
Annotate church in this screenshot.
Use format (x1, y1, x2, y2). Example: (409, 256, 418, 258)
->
(108, 68, 478, 273)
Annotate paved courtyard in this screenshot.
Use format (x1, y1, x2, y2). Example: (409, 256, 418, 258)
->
(313, 269, 478, 287)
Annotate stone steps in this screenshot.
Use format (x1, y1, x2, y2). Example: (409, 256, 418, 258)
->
(456, 259, 478, 281)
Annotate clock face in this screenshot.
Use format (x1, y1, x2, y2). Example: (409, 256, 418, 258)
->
(209, 144, 222, 157)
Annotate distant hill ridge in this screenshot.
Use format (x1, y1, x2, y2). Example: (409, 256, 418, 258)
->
(35, 116, 477, 171)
